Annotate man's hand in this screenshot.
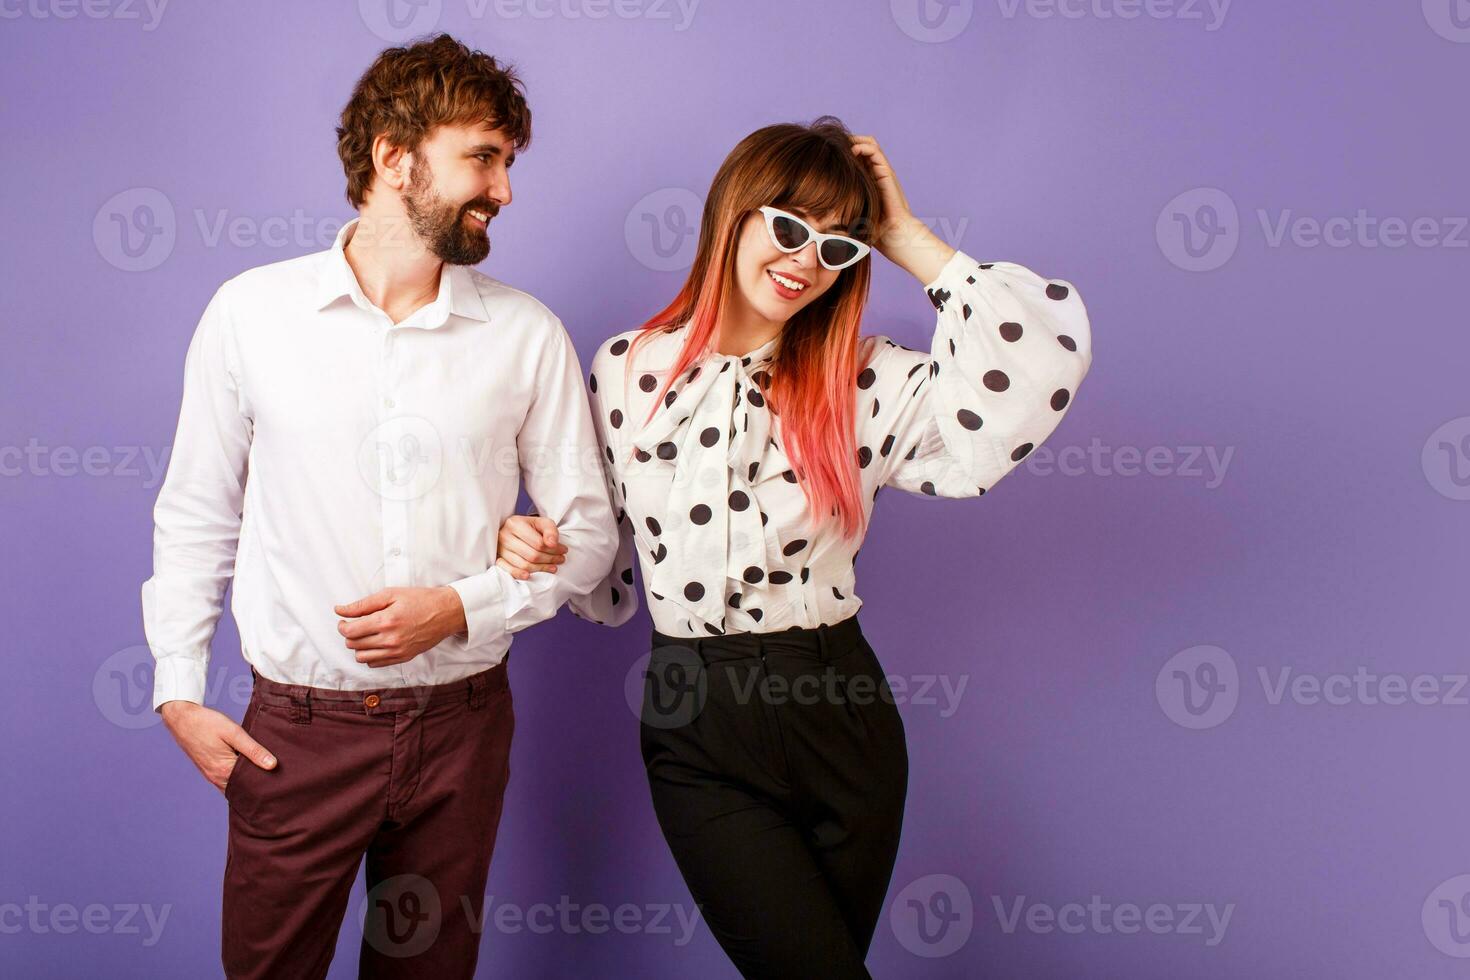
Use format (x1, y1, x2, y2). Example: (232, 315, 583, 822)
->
(496, 515, 568, 581)
(334, 586, 467, 668)
(160, 700, 276, 793)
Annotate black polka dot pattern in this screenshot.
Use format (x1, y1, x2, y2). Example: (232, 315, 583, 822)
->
(569, 249, 1088, 634)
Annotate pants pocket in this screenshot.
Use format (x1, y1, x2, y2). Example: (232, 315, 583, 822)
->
(223, 697, 263, 815)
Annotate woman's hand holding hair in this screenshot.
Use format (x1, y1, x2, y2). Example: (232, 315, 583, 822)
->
(849, 133, 957, 284)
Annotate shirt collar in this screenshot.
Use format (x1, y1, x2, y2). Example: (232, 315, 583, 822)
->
(314, 217, 490, 328)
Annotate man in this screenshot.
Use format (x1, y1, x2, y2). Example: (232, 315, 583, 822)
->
(141, 34, 615, 979)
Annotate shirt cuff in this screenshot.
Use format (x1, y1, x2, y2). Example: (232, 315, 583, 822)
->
(152, 655, 209, 712)
(448, 570, 509, 648)
(925, 248, 979, 297)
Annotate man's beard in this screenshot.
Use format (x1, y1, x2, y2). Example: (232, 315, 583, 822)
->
(402, 154, 497, 266)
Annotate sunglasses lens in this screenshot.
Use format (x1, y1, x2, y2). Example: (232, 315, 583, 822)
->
(770, 214, 809, 250)
(820, 238, 861, 268)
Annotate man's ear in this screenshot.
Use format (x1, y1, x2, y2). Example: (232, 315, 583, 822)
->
(372, 135, 409, 192)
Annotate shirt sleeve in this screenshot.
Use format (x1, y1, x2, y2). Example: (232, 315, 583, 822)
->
(568, 336, 640, 627)
(140, 284, 253, 711)
(447, 321, 621, 643)
(865, 249, 1093, 499)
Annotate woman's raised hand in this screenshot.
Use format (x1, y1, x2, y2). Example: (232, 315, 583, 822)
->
(849, 133, 956, 283)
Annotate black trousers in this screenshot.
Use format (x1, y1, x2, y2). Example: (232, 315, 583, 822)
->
(641, 616, 909, 979)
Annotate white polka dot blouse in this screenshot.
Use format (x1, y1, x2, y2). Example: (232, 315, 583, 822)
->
(568, 248, 1093, 637)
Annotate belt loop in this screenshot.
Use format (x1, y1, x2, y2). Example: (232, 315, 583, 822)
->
(288, 685, 311, 725)
(817, 624, 830, 663)
(467, 671, 486, 711)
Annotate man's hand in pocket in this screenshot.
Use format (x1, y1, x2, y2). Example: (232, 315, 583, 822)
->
(160, 700, 276, 793)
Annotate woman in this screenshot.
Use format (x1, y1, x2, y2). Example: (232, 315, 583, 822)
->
(497, 117, 1091, 978)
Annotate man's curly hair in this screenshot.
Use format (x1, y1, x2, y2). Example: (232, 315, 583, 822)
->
(336, 33, 532, 209)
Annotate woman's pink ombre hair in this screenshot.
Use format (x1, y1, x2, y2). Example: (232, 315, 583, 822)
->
(629, 116, 885, 538)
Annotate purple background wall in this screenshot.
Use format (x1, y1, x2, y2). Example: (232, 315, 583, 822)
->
(4, 1, 1468, 976)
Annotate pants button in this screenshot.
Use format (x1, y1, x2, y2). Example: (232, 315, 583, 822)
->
(364, 693, 381, 709)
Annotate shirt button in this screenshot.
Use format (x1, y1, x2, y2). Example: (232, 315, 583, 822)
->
(389, 548, 402, 557)
(383, 397, 395, 409)
(364, 693, 381, 709)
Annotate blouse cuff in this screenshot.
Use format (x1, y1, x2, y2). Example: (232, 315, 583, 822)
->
(924, 248, 981, 308)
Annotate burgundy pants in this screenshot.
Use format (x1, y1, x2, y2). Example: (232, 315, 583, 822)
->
(222, 662, 514, 980)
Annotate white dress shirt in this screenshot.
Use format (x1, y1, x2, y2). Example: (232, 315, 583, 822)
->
(142, 218, 617, 709)
(570, 249, 1092, 636)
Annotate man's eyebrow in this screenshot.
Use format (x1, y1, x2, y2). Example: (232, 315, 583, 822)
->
(467, 143, 516, 166)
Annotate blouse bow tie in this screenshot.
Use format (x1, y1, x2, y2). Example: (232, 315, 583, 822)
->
(628, 340, 793, 634)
